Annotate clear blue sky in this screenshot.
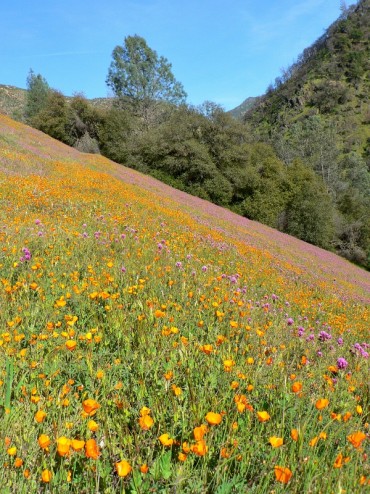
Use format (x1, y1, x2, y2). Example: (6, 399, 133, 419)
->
(1, 0, 344, 110)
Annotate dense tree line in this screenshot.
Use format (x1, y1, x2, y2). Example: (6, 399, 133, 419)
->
(24, 23, 369, 269)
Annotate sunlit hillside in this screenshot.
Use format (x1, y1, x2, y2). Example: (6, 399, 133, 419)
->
(0, 114, 369, 493)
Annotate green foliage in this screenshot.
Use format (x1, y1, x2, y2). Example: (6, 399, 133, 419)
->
(32, 91, 70, 144)
(106, 35, 186, 125)
(284, 161, 335, 249)
(24, 69, 50, 123)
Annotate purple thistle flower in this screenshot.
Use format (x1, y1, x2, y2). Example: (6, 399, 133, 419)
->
(319, 331, 332, 342)
(337, 357, 348, 370)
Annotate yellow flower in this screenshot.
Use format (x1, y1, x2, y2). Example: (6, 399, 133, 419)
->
(115, 460, 132, 477)
(257, 411, 271, 422)
(57, 436, 71, 457)
(65, 340, 77, 351)
(159, 433, 174, 447)
(38, 434, 51, 449)
(71, 439, 85, 451)
(41, 469, 52, 483)
(269, 436, 283, 448)
(88, 420, 99, 432)
(139, 414, 154, 430)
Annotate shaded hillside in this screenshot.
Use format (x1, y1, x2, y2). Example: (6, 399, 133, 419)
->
(228, 96, 260, 120)
(245, 0, 370, 157)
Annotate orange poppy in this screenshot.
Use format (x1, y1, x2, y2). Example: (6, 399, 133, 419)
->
(191, 439, 208, 456)
(291, 382, 302, 393)
(205, 412, 222, 425)
(315, 398, 329, 410)
(82, 399, 100, 416)
(139, 414, 154, 430)
(34, 410, 47, 423)
(274, 466, 292, 484)
(193, 425, 208, 441)
(38, 434, 51, 449)
(291, 429, 299, 441)
(347, 431, 366, 449)
(85, 438, 100, 459)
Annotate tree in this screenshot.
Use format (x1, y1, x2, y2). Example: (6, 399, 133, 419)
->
(32, 91, 70, 144)
(25, 69, 50, 123)
(106, 35, 186, 126)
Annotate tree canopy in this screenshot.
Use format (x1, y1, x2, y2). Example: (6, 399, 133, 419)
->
(106, 35, 186, 124)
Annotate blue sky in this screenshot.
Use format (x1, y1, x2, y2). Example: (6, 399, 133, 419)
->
(1, 0, 343, 110)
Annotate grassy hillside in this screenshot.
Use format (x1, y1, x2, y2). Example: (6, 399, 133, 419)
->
(0, 84, 113, 122)
(0, 114, 369, 492)
(245, 0, 370, 156)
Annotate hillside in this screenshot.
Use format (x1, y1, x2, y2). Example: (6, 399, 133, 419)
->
(228, 96, 260, 120)
(0, 114, 369, 492)
(245, 0, 370, 157)
(0, 84, 113, 121)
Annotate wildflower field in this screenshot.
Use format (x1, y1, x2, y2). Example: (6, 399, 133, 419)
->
(0, 114, 369, 493)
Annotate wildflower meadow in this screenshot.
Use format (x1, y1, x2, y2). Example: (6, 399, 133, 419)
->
(0, 114, 369, 493)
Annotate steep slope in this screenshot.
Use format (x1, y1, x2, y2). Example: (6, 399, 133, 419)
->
(245, 0, 370, 157)
(0, 114, 369, 492)
(228, 96, 260, 120)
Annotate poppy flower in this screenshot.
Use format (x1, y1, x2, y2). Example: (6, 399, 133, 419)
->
(191, 439, 208, 456)
(347, 431, 366, 449)
(57, 436, 71, 457)
(14, 457, 23, 468)
(34, 410, 47, 423)
(205, 412, 222, 425)
(71, 439, 85, 452)
(88, 420, 99, 432)
(193, 425, 208, 441)
(85, 438, 100, 459)
(257, 411, 271, 422)
(159, 434, 174, 447)
(38, 434, 51, 449)
(115, 460, 132, 477)
(82, 399, 100, 416)
(274, 466, 292, 484)
(140, 464, 149, 473)
(291, 382, 302, 393)
(65, 340, 77, 351)
(291, 429, 299, 441)
(315, 398, 329, 410)
(269, 436, 283, 448)
(139, 415, 154, 430)
(41, 469, 52, 483)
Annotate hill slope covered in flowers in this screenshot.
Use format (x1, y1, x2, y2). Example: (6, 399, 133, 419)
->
(0, 114, 369, 492)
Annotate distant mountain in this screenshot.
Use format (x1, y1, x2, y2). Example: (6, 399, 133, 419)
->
(228, 96, 260, 120)
(244, 0, 370, 158)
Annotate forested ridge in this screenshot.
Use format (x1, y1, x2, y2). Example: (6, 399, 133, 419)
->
(1, 0, 369, 268)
